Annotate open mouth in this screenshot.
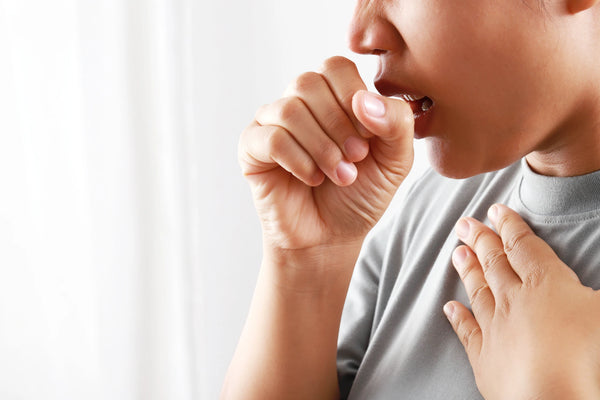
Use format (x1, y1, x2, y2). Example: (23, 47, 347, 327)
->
(398, 94, 434, 119)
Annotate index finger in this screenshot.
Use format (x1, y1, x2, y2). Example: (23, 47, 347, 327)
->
(318, 56, 371, 138)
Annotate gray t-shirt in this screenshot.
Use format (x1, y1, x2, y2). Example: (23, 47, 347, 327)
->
(337, 158, 600, 399)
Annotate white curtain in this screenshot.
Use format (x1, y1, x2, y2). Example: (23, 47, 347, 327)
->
(0, 0, 195, 398)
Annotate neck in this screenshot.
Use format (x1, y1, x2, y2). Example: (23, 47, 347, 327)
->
(526, 87, 600, 177)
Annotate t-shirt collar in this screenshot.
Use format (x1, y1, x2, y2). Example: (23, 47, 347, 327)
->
(519, 158, 600, 216)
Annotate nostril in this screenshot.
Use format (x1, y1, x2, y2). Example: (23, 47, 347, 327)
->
(372, 49, 386, 55)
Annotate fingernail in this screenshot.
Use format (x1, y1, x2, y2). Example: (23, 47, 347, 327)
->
(488, 204, 499, 222)
(452, 246, 468, 267)
(455, 219, 470, 239)
(362, 92, 386, 118)
(443, 302, 455, 319)
(336, 160, 357, 184)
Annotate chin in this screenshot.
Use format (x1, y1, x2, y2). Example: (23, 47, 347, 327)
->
(424, 137, 511, 179)
(428, 157, 477, 179)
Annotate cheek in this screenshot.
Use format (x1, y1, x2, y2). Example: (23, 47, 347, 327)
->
(421, 43, 548, 177)
(402, 3, 570, 177)
(428, 78, 563, 177)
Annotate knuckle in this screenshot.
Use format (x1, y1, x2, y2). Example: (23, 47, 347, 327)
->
(457, 319, 480, 350)
(496, 292, 513, 317)
(459, 258, 478, 282)
(320, 56, 357, 74)
(495, 212, 512, 235)
(278, 96, 304, 122)
(292, 71, 324, 94)
(238, 121, 259, 167)
(503, 228, 534, 256)
(239, 121, 253, 144)
(264, 126, 287, 155)
(238, 128, 248, 159)
(302, 158, 320, 177)
(322, 110, 352, 134)
(470, 227, 487, 249)
(482, 248, 506, 273)
(339, 91, 357, 111)
(314, 140, 341, 167)
(254, 103, 269, 120)
(523, 265, 545, 288)
(469, 284, 490, 306)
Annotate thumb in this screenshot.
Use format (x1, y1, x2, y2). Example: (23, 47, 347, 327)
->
(352, 90, 414, 183)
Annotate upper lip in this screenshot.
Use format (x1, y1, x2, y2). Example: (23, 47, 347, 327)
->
(374, 77, 427, 101)
(374, 58, 429, 100)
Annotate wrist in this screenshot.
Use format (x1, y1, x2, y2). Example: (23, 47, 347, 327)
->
(261, 239, 364, 294)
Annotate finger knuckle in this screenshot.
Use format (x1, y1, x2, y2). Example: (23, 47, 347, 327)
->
(264, 126, 288, 155)
(470, 227, 487, 249)
(292, 71, 325, 94)
(496, 291, 514, 317)
(464, 326, 481, 350)
(314, 140, 342, 167)
(503, 228, 534, 256)
(340, 91, 358, 111)
(302, 161, 321, 183)
(457, 319, 480, 350)
(523, 265, 545, 288)
(320, 56, 357, 74)
(238, 128, 249, 160)
(459, 257, 478, 282)
(495, 212, 512, 234)
(239, 121, 253, 144)
(469, 284, 490, 306)
(238, 122, 259, 168)
(322, 110, 352, 134)
(254, 103, 269, 121)
(482, 248, 506, 273)
(278, 96, 304, 122)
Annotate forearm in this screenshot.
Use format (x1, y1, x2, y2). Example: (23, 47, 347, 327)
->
(221, 242, 362, 400)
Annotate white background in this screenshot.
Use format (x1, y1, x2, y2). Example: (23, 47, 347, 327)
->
(0, 0, 429, 399)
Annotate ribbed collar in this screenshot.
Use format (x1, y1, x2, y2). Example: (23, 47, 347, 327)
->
(519, 158, 600, 216)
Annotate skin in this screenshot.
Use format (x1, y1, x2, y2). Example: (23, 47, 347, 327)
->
(222, 0, 600, 399)
(349, 0, 600, 178)
(446, 204, 600, 399)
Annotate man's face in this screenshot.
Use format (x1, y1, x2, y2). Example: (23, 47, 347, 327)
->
(349, 0, 587, 178)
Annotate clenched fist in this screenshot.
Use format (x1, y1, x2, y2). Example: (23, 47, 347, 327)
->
(239, 56, 415, 252)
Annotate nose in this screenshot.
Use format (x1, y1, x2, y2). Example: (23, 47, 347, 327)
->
(347, 1, 403, 55)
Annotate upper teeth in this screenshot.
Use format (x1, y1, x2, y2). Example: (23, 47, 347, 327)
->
(400, 94, 426, 102)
